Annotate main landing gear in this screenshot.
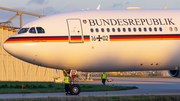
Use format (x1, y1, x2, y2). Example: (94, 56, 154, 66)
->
(64, 70, 81, 95)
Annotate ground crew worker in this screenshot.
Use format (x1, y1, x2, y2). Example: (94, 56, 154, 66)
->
(102, 72, 107, 85)
(64, 74, 71, 95)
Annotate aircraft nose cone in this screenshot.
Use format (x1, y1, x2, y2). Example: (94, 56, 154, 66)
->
(3, 41, 18, 57)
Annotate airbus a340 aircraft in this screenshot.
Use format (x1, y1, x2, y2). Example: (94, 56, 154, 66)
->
(3, 9, 180, 95)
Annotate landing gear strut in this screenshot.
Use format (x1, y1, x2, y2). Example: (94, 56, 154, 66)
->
(63, 70, 81, 95)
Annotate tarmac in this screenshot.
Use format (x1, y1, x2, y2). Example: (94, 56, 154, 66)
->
(1, 77, 180, 99)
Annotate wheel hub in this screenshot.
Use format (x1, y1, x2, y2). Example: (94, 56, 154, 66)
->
(73, 87, 79, 93)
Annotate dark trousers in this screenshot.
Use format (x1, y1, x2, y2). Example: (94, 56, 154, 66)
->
(102, 79, 106, 85)
(65, 84, 70, 93)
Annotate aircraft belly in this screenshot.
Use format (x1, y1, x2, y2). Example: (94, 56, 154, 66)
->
(75, 40, 180, 71)
(14, 40, 180, 72)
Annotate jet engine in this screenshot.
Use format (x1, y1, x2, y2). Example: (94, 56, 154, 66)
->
(168, 70, 180, 78)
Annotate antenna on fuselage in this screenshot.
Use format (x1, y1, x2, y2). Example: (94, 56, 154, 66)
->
(97, 4, 101, 10)
(164, 4, 167, 9)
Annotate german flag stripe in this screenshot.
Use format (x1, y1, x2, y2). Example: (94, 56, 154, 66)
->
(110, 34, 180, 41)
(5, 36, 90, 43)
(84, 35, 90, 41)
(71, 36, 82, 40)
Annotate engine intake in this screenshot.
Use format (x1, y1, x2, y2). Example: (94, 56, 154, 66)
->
(168, 70, 180, 78)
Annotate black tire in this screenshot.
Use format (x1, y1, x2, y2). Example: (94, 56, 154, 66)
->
(70, 84, 81, 95)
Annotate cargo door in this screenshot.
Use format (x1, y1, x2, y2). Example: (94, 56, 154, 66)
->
(67, 19, 83, 43)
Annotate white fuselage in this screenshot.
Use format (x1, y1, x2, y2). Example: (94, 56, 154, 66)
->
(3, 9, 180, 72)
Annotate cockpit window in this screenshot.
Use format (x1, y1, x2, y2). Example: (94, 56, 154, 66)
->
(18, 28, 29, 34)
(36, 27, 45, 33)
(29, 27, 36, 34)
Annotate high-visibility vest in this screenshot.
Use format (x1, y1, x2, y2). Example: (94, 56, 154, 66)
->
(102, 74, 106, 79)
(64, 76, 70, 84)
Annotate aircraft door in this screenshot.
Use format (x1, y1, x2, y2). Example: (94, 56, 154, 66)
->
(67, 19, 83, 43)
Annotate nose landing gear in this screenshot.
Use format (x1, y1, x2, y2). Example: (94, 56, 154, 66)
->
(64, 70, 81, 95)
(70, 84, 81, 95)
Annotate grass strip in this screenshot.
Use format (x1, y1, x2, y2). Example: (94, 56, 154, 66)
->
(0, 81, 137, 94)
(0, 95, 180, 101)
(93, 75, 174, 78)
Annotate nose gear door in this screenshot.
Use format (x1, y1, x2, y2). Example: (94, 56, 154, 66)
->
(67, 19, 83, 43)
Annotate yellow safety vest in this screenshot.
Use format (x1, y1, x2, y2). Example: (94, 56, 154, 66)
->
(64, 76, 70, 84)
(102, 74, 106, 79)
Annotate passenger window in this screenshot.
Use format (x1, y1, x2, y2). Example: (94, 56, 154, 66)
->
(133, 28, 136, 32)
(90, 28, 93, 32)
(96, 28, 99, 32)
(112, 28, 115, 32)
(36, 27, 45, 33)
(107, 28, 110, 32)
(128, 28, 131, 32)
(154, 27, 157, 31)
(174, 27, 178, 31)
(138, 28, 141, 32)
(149, 27, 152, 32)
(123, 28, 126, 32)
(18, 28, 29, 34)
(101, 28, 104, 32)
(117, 28, 120, 32)
(29, 27, 36, 34)
(144, 28, 147, 32)
(159, 27, 162, 31)
(169, 27, 173, 31)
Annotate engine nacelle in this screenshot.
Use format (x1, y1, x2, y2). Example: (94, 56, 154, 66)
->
(168, 70, 180, 78)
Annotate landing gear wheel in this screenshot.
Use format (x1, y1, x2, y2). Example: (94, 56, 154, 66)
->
(70, 84, 81, 95)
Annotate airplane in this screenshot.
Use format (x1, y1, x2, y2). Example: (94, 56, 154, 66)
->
(3, 9, 180, 95)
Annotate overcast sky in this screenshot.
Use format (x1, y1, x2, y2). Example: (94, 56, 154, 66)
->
(1, 0, 180, 27)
